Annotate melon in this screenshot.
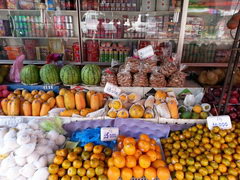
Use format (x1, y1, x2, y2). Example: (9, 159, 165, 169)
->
(40, 64, 60, 84)
(81, 64, 101, 85)
(20, 65, 40, 85)
(60, 65, 81, 85)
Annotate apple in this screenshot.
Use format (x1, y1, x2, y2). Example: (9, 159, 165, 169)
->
(213, 88, 222, 97)
(229, 112, 238, 120)
(227, 105, 236, 113)
(231, 90, 239, 98)
(229, 97, 239, 104)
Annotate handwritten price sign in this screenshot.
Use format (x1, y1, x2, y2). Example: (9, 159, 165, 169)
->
(104, 82, 121, 97)
(138, 45, 154, 59)
(207, 115, 232, 130)
(101, 127, 119, 141)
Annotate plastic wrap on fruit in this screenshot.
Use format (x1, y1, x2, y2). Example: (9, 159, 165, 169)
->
(156, 103, 171, 118)
(144, 107, 154, 119)
(135, 99, 146, 106)
(107, 108, 117, 118)
(111, 99, 122, 110)
(118, 93, 128, 103)
(117, 108, 129, 118)
(117, 65, 132, 87)
(127, 93, 142, 103)
(122, 102, 132, 109)
(149, 67, 167, 87)
(8, 54, 25, 83)
(144, 95, 155, 109)
(71, 128, 116, 148)
(184, 94, 196, 107)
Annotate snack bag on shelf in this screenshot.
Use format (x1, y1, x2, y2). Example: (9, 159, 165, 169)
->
(100, 67, 118, 87)
(132, 63, 149, 87)
(149, 66, 167, 87)
(159, 60, 178, 77)
(168, 71, 187, 87)
(117, 65, 132, 87)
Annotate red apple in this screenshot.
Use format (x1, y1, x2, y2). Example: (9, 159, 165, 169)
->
(229, 97, 239, 104)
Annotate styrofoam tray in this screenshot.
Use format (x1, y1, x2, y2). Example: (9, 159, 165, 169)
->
(158, 117, 207, 124)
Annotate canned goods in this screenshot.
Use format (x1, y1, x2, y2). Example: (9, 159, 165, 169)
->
(68, 16, 73, 23)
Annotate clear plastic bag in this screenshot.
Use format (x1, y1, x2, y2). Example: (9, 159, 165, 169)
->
(117, 65, 132, 87)
(100, 68, 118, 87)
(159, 60, 178, 77)
(142, 56, 158, 74)
(149, 67, 167, 87)
(125, 57, 140, 73)
(168, 71, 187, 87)
(132, 71, 149, 87)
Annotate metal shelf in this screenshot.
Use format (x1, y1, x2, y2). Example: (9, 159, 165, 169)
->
(0, 60, 46, 65)
(0, 36, 79, 40)
(0, 9, 77, 13)
(182, 63, 234, 67)
(82, 37, 178, 42)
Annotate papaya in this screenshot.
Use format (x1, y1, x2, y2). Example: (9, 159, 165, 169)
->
(23, 101, 32, 116)
(86, 91, 95, 106)
(47, 91, 55, 97)
(19, 98, 25, 115)
(75, 91, 86, 110)
(7, 100, 12, 115)
(71, 89, 77, 94)
(7, 93, 16, 100)
(24, 93, 33, 101)
(9, 98, 20, 116)
(47, 97, 56, 108)
(34, 94, 41, 99)
(96, 92, 104, 108)
(38, 90, 45, 95)
(40, 102, 51, 116)
(80, 108, 94, 117)
(56, 95, 65, 108)
(32, 99, 41, 116)
(64, 91, 75, 109)
(1, 98, 8, 115)
(31, 90, 39, 96)
(59, 88, 67, 96)
(90, 94, 100, 110)
(60, 109, 80, 117)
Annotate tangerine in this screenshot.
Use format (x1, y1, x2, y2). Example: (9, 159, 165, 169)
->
(117, 135, 126, 142)
(121, 148, 127, 156)
(123, 137, 136, 146)
(107, 158, 114, 167)
(150, 138, 156, 145)
(155, 145, 161, 152)
(139, 134, 151, 142)
(107, 167, 120, 180)
(138, 140, 150, 152)
(121, 167, 133, 180)
(84, 143, 94, 152)
(144, 167, 157, 180)
(132, 166, 144, 178)
(126, 155, 137, 168)
(113, 155, 126, 168)
(134, 149, 142, 159)
(174, 163, 183, 171)
(152, 160, 166, 168)
(157, 167, 170, 180)
(123, 143, 136, 155)
(146, 150, 157, 162)
(139, 155, 151, 169)
(112, 152, 121, 158)
(219, 164, 227, 173)
(150, 143, 156, 150)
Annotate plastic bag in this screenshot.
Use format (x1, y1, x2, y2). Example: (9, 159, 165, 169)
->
(125, 57, 140, 73)
(100, 68, 118, 87)
(156, 103, 171, 118)
(132, 71, 149, 87)
(8, 54, 25, 83)
(142, 56, 158, 74)
(168, 71, 187, 87)
(40, 117, 67, 135)
(159, 60, 178, 77)
(117, 65, 132, 87)
(149, 67, 167, 87)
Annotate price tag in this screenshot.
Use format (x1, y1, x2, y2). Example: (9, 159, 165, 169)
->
(104, 82, 121, 98)
(138, 45, 154, 59)
(43, 85, 54, 90)
(207, 115, 232, 130)
(101, 127, 119, 141)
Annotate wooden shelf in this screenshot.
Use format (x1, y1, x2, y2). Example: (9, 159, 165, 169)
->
(182, 63, 232, 67)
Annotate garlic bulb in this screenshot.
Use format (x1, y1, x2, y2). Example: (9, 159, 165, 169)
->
(3, 129, 19, 151)
(15, 155, 27, 166)
(19, 163, 36, 178)
(55, 135, 66, 146)
(15, 142, 36, 157)
(17, 176, 27, 180)
(1, 153, 16, 168)
(32, 167, 49, 180)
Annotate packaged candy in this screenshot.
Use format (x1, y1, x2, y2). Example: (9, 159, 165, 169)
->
(100, 68, 118, 87)
(117, 65, 132, 87)
(132, 71, 149, 87)
(149, 67, 167, 87)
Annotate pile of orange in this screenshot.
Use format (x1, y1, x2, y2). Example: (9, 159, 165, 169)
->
(107, 134, 170, 180)
(48, 143, 112, 180)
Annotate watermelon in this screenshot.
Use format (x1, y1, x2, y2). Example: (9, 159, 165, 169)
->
(20, 65, 40, 85)
(40, 64, 60, 85)
(60, 65, 81, 85)
(81, 64, 101, 85)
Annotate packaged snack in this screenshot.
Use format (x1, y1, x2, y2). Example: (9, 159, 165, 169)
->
(6, 0, 17, 9)
(159, 61, 178, 77)
(168, 71, 187, 87)
(19, 0, 34, 10)
(117, 65, 132, 87)
(150, 67, 167, 87)
(100, 68, 118, 87)
(132, 71, 149, 87)
(125, 57, 140, 73)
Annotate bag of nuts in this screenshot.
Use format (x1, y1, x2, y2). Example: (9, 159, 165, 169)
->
(100, 68, 118, 86)
(132, 65, 149, 87)
(117, 65, 132, 87)
(149, 67, 167, 87)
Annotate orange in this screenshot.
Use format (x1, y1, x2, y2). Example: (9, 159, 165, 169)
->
(121, 168, 133, 180)
(123, 144, 136, 155)
(67, 152, 78, 162)
(157, 167, 170, 180)
(48, 174, 58, 180)
(126, 155, 137, 168)
(99, 153, 105, 161)
(175, 170, 184, 180)
(156, 152, 162, 160)
(53, 156, 64, 165)
(48, 164, 59, 174)
(112, 152, 121, 158)
(132, 166, 144, 178)
(93, 145, 104, 154)
(123, 137, 136, 146)
(168, 164, 174, 172)
(121, 148, 127, 156)
(144, 167, 157, 180)
(219, 164, 227, 173)
(139, 155, 151, 169)
(117, 141, 124, 150)
(90, 153, 101, 160)
(155, 145, 161, 152)
(56, 149, 68, 157)
(138, 140, 150, 152)
(152, 160, 166, 168)
(58, 168, 66, 177)
(174, 163, 183, 171)
(117, 135, 126, 143)
(73, 160, 82, 169)
(150, 138, 156, 145)
(139, 134, 150, 142)
(134, 149, 142, 159)
(150, 143, 156, 150)
(113, 155, 126, 168)
(84, 143, 94, 152)
(146, 150, 157, 162)
(107, 167, 120, 180)
(61, 175, 71, 180)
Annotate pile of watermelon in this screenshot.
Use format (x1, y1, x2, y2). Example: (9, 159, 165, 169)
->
(19, 64, 102, 86)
